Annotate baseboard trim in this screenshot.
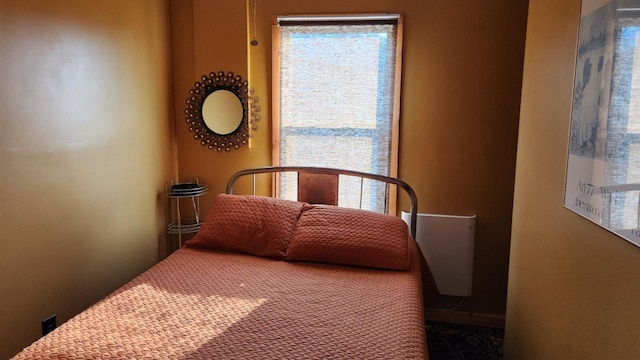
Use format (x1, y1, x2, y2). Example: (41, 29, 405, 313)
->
(425, 308, 506, 329)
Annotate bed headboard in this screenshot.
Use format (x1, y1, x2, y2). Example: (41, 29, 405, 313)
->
(226, 166, 418, 238)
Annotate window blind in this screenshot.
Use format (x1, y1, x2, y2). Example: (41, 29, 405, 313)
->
(275, 18, 401, 212)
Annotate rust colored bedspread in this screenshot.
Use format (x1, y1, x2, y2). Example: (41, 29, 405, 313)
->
(13, 246, 426, 359)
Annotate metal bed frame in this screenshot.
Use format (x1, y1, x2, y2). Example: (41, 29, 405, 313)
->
(226, 166, 418, 238)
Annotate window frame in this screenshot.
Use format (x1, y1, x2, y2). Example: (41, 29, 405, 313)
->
(271, 14, 404, 213)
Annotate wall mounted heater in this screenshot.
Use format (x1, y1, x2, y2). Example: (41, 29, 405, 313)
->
(402, 212, 476, 297)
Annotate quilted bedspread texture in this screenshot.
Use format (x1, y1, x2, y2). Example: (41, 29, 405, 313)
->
(13, 247, 426, 359)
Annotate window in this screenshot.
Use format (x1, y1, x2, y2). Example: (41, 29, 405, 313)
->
(272, 15, 403, 212)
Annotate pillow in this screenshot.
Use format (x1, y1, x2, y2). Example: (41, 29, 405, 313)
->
(185, 194, 305, 259)
(286, 204, 410, 270)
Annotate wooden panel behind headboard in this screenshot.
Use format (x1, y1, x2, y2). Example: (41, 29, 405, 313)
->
(297, 172, 338, 205)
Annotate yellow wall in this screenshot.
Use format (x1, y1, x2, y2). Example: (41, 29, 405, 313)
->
(171, 0, 271, 215)
(0, 1, 174, 358)
(0, 0, 531, 356)
(173, 0, 528, 317)
(505, 0, 640, 357)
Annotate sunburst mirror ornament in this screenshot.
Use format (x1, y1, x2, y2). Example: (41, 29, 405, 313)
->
(184, 71, 260, 151)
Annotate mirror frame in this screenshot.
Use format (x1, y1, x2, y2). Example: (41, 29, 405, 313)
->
(185, 71, 260, 151)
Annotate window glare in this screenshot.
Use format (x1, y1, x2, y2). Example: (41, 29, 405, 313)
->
(629, 26, 640, 133)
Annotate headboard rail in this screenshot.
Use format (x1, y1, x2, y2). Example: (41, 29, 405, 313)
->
(226, 166, 418, 238)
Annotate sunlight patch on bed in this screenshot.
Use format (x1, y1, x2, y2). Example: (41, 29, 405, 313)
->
(53, 283, 267, 358)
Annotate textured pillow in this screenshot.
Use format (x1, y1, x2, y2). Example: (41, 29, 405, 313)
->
(185, 194, 305, 259)
(286, 204, 410, 270)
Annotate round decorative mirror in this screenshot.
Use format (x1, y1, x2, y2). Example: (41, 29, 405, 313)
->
(202, 89, 243, 135)
(184, 71, 260, 151)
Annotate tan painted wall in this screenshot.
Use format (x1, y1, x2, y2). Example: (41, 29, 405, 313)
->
(173, 0, 528, 316)
(171, 0, 271, 217)
(505, 0, 640, 358)
(0, 1, 174, 358)
(0, 0, 531, 355)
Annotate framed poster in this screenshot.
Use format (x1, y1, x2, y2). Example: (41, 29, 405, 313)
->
(565, 0, 640, 246)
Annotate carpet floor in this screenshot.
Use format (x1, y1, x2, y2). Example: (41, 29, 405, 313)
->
(426, 321, 504, 360)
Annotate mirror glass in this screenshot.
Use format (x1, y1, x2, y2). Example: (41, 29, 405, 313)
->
(202, 90, 244, 135)
(184, 71, 260, 152)
(564, 0, 640, 247)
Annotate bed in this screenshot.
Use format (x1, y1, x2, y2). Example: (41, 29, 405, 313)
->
(13, 166, 430, 359)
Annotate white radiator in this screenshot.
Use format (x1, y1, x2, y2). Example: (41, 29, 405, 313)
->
(402, 212, 476, 297)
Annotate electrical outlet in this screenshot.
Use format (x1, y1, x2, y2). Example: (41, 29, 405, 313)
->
(41, 314, 56, 337)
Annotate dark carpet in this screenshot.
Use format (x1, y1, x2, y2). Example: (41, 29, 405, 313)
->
(426, 321, 504, 360)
